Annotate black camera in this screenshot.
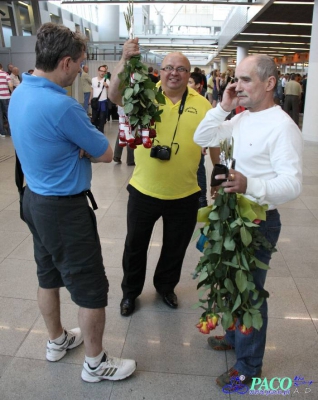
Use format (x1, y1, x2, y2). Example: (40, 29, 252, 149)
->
(150, 145, 171, 161)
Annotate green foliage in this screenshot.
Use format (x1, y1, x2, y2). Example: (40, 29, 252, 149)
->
(193, 188, 276, 331)
(118, 55, 165, 128)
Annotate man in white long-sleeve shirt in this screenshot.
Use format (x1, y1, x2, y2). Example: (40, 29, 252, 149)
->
(194, 54, 302, 389)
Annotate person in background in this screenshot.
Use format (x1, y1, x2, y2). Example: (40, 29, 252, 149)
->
(211, 69, 220, 108)
(283, 73, 302, 126)
(0, 63, 12, 137)
(194, 54, 302, 389)
(10, 66, 20, 90)
(89, 65, 110, 133)
(9, 22, 136, 383)
(80, 65, 92, 114)
(148, 66, 159, 83)
(113, 105, 135, 166)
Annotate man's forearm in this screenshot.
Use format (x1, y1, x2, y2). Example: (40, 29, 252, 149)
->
(108, 58, 126, 106)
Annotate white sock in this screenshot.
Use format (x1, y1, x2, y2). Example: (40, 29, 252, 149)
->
(50, 329, 66, 345)
(85, 350, 105, 368)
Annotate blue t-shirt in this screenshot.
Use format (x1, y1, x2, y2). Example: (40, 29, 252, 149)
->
(9, 73, 109, 195)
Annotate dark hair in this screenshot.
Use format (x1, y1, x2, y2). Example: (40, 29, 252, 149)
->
(35, 23, 87, 72)
(148, 66, 153, 73)
(98, 65, 107, 71)
(190, 72, 202, 86)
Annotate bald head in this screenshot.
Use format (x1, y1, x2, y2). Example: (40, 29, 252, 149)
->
(162, 52, 191, 72)
(160, 52, 191, 98)
(83, 65, 89, 73)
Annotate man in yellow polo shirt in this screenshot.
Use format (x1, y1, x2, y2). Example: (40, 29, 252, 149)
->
(109, 38, 212, 317)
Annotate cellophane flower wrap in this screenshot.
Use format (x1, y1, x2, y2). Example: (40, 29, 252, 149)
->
(193, 139, 276, 335)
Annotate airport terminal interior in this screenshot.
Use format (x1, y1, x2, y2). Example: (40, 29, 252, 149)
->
(0, 1, 318, 399)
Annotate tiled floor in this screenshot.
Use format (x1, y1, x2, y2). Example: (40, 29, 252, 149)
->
(0, 120, 317, 400)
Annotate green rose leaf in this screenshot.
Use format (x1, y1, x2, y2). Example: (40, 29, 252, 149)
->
(252, 311, 263, 330)
(133, 83, 140, 95)
(144, 89, 155, 101)
(199, 270, 208, 283)
(224, 278, 235, 294)
(229, 194, 237, 209)
(232, 293, 241, 312)
(124, 103, 134, 114)
(209, 211, 220, 221)
(220, 205, 230, 221)
(243, 311, 252, 328)
(133, 72, 142, 81)
(141, 115, 151, 125)
(221, 310, 233, 330)
(254, 257, 270, 270)
(129, 115, 139, 126)
(235, 270, 247, 293)
(240, 226, 252, 246)
(224, 235, 236, 251)
(212, 241, 222, 254)
(210, 230, 222, 241)
(124, 87, 134, 100)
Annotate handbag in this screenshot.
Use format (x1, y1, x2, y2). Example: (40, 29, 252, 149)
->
(91, 79, 106, 110)
(15, 152, 26, 222)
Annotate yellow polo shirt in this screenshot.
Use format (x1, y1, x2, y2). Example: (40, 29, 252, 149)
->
(129, 87, 212, 200)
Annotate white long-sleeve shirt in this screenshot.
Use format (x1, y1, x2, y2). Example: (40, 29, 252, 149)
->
(193, 104, 303, 208)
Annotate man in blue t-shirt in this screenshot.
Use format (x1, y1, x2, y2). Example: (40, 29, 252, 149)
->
(9, 22, 136, 383)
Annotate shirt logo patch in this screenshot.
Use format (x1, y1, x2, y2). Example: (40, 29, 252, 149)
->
(185, 107, 198, 114)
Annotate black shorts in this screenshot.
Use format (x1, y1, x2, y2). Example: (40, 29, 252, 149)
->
(23, 186, 108, 309)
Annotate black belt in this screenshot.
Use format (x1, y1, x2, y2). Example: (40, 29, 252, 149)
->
(56, 190, 98, 210)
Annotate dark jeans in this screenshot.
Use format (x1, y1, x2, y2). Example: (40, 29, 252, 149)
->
(92, 103, 108, 133)
(197, 153, 207, 208)
(225, 209, 281, 376)
(0, 99, 10, 135)
(122, 185, 200, 299)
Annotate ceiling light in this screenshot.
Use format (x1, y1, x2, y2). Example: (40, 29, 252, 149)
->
(274, 1, 314, 4)
(253, 22, 312, 26)
(240, 33, 311, 38)
(235, 41, 309, 45)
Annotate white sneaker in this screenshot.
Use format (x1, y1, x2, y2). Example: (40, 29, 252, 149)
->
(46, 328, 83, 362)
(81, 352, 136, 383)
(0, 134, 5, 138)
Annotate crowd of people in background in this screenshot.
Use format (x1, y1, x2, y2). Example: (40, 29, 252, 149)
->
(189, 66, 307, 128)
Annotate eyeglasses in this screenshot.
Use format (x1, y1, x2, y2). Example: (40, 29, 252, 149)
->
(98, 82, 101, 87)
(160, 66, 189, 73)
(99, 70, 106, 73)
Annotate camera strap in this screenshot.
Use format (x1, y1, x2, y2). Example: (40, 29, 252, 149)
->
(170, 87, 188, 154)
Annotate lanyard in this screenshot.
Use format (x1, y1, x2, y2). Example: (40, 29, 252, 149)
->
(170, 87, 188, 154)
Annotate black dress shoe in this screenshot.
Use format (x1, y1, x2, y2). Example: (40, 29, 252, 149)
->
(161, 291, 178, 309)
(120, 298, 135, 317)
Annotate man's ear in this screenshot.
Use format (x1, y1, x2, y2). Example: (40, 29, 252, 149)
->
(60, 56, 72, 71)
(267, 76, 276, 91)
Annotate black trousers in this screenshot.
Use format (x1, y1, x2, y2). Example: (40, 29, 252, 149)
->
(122, 185, 200, 299)
(283, 95, 300, 126)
